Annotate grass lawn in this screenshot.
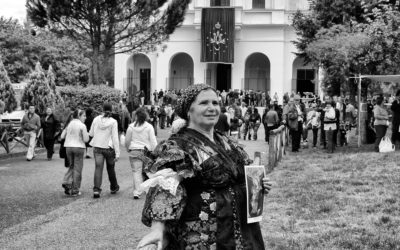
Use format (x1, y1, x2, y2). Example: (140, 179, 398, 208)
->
(261, 133, 400, 249)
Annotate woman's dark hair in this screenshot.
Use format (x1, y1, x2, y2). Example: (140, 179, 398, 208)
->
(86, 107, 93, 117)
(63, 113, 74, 129)
(221, 106, 227, 113)
(103, 102, 113, 118)
(72, 109, 85, 119)
(396, 90, 400, 97)
(134, 107, 148, 127)
(376, 96, 384, 105)
(254, 108, 259, 114)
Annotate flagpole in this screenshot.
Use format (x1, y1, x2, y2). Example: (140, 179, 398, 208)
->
(358, 74, 362, 148)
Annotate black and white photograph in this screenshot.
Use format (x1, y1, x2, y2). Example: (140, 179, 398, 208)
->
(1, 0, 400, 249)
(245, 165, 266, 223)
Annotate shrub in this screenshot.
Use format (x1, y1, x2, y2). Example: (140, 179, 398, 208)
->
(0, 57, 17, 113)
(58, 84, 121, 114)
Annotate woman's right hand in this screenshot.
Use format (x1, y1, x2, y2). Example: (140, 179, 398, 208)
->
(137, 222, 166, 250)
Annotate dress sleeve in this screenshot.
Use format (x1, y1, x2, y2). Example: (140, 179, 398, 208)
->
(141, 139, 201, 227)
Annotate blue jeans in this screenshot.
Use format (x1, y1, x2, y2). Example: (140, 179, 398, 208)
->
(93, 147, 119, 192)
(64, 147, 85, 193)
(129, 150, 146, 196)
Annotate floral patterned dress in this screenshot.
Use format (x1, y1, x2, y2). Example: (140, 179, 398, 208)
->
(142, 128, 265, 250)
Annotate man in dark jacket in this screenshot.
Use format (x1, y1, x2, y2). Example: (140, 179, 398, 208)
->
(391, 90, 400, 146)
(41, 107, 60, 160)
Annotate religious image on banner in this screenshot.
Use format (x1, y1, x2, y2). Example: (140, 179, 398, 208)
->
(201, 8, 235, 63)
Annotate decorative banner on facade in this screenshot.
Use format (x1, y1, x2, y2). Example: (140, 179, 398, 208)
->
(201, 8, 235, 63)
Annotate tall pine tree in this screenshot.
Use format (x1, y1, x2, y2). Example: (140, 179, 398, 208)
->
(0, 57, 17, 113)
(21, 62, 58, 115)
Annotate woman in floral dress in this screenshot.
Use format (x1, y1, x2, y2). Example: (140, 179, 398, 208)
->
(137, 84, 272, 250)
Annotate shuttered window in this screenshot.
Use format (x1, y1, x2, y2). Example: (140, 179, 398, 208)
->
(210, 0, 230, 6)
(252, 0, 265, 8)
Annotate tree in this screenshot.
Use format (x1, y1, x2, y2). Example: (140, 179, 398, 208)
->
(21, 62, 60, 114)
(0, 57, 18, 113)
(292, 0, 400, 98)
(0, 16, 90, 85)
(47, 65, 64, 104)
(27, 0, 191, 85)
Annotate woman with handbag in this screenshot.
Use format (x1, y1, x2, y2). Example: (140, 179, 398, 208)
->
(61, 110, 89, 196)
(374, 96, 390, 152)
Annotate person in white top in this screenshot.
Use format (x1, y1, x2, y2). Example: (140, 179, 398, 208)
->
(61, 109, 89, 197)
(323, 100, 337, 153)
(89, 103, 120, 199)
(125, 107, 157, 199)
(307, 103, 321, 148)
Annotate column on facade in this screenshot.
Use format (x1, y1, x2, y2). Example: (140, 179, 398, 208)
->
(231, 61, 244, 91)
(149, 53, 158, 95)
(114, 53, 130, 91)
(270, 46, 285, 104)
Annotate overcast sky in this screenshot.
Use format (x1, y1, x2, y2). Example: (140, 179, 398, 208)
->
(0, 0, 27, 23)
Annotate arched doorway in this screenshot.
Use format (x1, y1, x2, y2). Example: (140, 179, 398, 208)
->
(292, 57, 315, 95)
(169, 53, 194, 90)
(126, 54, 151, 104)
(244, 53, 270, 92)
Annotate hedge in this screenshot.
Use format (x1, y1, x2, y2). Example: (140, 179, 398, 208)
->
(58, 85, 121, 114)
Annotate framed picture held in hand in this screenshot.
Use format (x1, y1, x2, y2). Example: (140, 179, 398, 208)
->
(245, 165, 266, 223)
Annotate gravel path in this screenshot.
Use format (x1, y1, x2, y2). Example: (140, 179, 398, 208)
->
(0, 126, 270, 249)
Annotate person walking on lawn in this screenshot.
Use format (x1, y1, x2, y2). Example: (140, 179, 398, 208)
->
(89, 103, 121, 199)
(374, 96, 390, 152)
(41, 107, 60, 160)
(263, 105, 279, 143)
(61, 109, 89, 196)
(21, 105, 41, 161)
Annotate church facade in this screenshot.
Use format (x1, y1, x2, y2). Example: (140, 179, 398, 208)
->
(114, 0, 317, 104)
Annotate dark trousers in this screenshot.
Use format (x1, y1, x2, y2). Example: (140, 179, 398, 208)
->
(44, 138, 55, 159)
(302, 127, 309, 141)
(291, 122, 303, 151)
(326, 129, 336, 153)
(320, 128, 326, 147)
(93, 147, 119, 192)
(375, 125, 388, 152)
(312, 127, 318, 147)
(167, 116, 172, 127)
(391, 122, 399, 144)
(333, 129, 338, 146)
(159, 116, 166, 129)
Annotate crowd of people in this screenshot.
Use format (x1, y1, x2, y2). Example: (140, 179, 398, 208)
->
(14, 83, 400, 249)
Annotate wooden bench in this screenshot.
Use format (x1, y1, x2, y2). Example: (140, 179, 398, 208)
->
(0, 125, 43, 154)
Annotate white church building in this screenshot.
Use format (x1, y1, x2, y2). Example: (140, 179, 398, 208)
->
(114, 0, 317, 104)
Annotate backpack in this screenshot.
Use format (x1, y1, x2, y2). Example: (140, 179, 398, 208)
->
(159, 107, 166, 116)
(288, 110, 298, 121)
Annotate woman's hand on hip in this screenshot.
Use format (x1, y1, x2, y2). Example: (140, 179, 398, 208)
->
(262, 177, 272, 195)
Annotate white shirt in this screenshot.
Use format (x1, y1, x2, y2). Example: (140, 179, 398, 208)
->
(62, 119, 89, 148)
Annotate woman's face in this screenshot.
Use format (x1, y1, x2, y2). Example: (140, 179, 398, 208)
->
(46, 108, 52, 115)
(79, 112, 86, 123)
(188, 89, 220, 130)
